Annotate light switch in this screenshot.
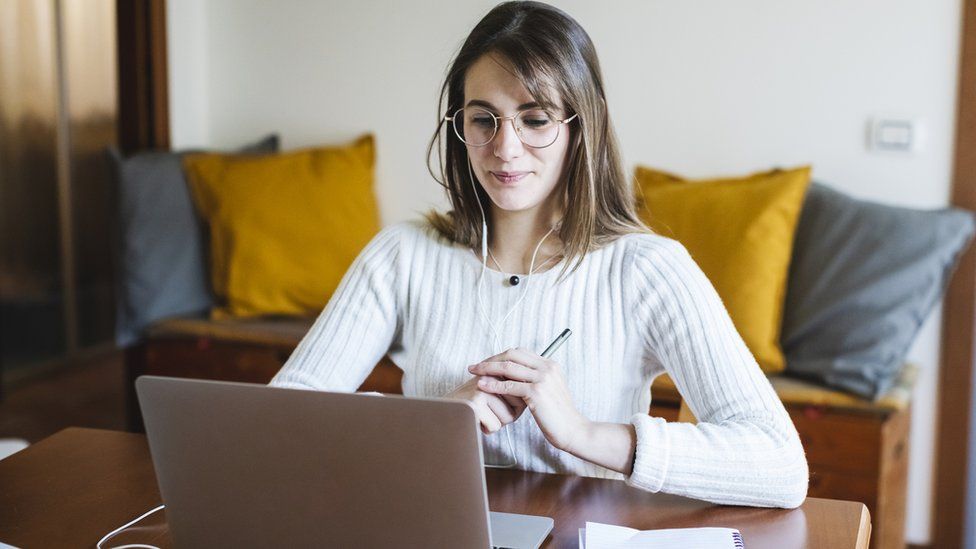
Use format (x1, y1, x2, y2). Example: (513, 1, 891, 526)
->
(868, 117, 923, 153)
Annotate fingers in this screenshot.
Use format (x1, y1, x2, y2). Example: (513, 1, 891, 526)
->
(501, 394, 527, 414)
(465, 346, 560, 432)
(478, 377, 531, 398)
(483, 347, 552, 368)
(501, 347, 551, 369)
(468, 361, 538, 382)
(488, 347, 555, 371)
(475, 401, 503, 434)
(484, 394, 517, 424)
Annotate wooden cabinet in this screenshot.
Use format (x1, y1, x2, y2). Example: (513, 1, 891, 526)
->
(793, 404, 909, 549)
(653, 392, 910, 549)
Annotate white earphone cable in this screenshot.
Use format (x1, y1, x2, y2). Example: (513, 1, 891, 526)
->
(467, 157, 559, 469)
(96, 504, 166, 549)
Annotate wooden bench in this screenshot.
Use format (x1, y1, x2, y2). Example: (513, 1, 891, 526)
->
(125, 315, 912, 549)
(655, 370, 912, 549)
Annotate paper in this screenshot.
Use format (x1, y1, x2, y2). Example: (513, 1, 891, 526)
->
(580, 521, 744, 549)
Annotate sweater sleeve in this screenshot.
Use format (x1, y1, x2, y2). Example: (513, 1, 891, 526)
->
(269, 223, 403, 392)
(624, 237, 809, 509)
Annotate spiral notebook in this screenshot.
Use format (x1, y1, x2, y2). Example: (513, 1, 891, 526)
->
(579, 522, 744, 548)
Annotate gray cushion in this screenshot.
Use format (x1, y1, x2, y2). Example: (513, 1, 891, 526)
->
(109, 135, 279, 347)
(781, 182, 975, 400)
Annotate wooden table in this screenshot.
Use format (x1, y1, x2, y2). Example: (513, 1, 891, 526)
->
(0, 428, 870, 548)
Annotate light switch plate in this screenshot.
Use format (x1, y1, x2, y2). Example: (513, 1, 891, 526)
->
(867, 116, 925, 153)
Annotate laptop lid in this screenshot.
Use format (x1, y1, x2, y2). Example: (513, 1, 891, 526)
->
(136, 376, 493, 548)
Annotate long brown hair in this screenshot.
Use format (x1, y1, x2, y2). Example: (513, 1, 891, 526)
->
(425, 1, 649, 281)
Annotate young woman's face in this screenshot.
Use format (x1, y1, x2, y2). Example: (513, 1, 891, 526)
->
(462, 54, 573, 215)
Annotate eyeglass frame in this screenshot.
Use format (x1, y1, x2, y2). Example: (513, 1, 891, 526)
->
(443, 106, 579, 149)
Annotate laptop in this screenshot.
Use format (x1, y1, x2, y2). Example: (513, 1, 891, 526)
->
(136, 375, 554, 548)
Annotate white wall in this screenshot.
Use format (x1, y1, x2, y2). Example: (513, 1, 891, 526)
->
(167, 1, 964, 543)
(166, 0, 209, 147)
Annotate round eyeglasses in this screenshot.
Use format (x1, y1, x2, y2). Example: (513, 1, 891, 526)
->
(444, 106, 578, 149)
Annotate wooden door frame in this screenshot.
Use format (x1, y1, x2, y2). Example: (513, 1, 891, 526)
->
(116, 0, 169, 153)
(934, 1, 976, 548)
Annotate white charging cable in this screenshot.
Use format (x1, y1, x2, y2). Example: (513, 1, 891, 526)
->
(96, 504, 165, 549)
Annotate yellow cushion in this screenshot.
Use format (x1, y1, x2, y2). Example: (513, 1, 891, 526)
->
(185, 134, 379, 319)
(634, 165, 810, 373)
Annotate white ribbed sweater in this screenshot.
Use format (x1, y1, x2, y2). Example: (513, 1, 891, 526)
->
(270, 220, 809, 508)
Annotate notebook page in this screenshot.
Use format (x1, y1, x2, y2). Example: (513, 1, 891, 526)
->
(584, 522, 743, 549)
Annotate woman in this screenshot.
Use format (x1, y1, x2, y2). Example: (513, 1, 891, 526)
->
(271, 1, 809, 509)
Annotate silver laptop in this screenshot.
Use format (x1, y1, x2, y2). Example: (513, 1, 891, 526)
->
(136, 375, 553, 548)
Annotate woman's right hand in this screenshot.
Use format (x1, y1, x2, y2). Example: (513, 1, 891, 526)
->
(445, 375, 525, 435)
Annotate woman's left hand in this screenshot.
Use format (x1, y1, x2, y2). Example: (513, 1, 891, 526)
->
(468, 347, 589, 453)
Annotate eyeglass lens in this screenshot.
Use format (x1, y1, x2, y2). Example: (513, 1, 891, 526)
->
(454, 107, 561, 148)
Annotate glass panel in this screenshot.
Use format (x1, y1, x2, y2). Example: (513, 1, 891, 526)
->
(63, 0, 118, 347)
(0, 0, 67, 371)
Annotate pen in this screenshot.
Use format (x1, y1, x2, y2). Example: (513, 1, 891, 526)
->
(540, 328, 572, 358)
